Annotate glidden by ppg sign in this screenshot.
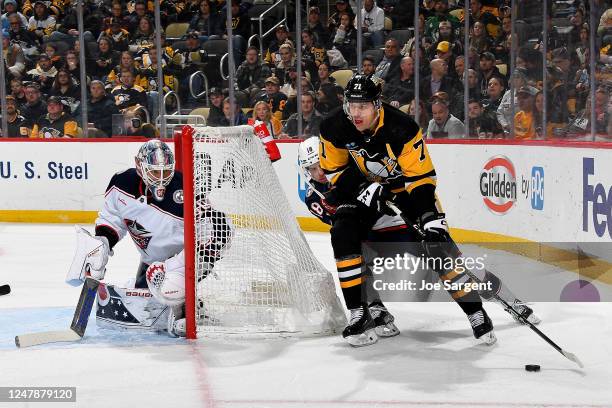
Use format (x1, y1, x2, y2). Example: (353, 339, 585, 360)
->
(479, 156, 517, 214)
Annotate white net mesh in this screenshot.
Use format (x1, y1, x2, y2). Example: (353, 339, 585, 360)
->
(188, 125, 346, 336)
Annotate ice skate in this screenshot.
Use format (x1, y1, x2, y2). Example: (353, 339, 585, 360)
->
(506, 301, 541, 325)
(342, 305, 378, 347)
(468, 309, 496, 345)
(369, 301, 400, 338)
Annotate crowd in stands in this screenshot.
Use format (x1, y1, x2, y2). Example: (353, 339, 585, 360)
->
(0, 0, 610, 139)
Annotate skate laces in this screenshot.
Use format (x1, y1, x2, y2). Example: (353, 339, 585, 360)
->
(349, 307, 364, 325)
(368, 303, 387, 319)
(468, 310, 485, 328)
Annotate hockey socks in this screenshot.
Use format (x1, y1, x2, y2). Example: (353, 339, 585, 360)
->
(336, 255, 364, 310)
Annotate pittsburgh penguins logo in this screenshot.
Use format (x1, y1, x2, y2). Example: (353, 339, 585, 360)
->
(349, 149, 402, 184)
(41, 127, 62, 139)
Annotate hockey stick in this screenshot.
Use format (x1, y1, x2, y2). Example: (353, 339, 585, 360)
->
(0, 284, 10, 296)
(15, 277, 100, 348)
(385, 200, 584, 368)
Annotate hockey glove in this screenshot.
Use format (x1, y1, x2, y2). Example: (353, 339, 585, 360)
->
(419, 212, 450, 242)
(356, 182, 395, 216)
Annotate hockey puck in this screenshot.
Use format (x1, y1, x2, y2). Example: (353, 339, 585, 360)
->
(525, 364, 541, 372)
(0, 284, 10, 296)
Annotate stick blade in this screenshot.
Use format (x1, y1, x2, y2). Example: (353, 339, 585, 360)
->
(562, 350, 584, 368)
(15, 329, 82, 348)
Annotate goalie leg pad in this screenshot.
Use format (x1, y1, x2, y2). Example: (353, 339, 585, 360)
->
(146, 250, 185, 307)
(66, 226, 111, 286)
(96, 283, 169, 331)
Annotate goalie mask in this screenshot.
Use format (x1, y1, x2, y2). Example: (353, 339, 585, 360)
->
(135, 139, 175, 201)
(343, 74, 383, 122)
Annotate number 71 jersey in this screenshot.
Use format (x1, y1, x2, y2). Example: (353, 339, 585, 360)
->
(319, 104, 437, 195)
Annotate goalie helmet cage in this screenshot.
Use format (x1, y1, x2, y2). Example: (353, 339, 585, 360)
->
(179, 125, 346, 339)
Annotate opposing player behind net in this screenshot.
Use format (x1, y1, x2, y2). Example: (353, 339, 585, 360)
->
(65, 138, 231, 337)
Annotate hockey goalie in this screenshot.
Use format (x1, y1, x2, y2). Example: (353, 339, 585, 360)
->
(66, 138, 232, 337)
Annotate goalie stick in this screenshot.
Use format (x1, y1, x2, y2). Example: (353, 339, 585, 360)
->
(15, 277, 99, 348)
(384, 200, 584, 369)
(0, 284, 10, 296)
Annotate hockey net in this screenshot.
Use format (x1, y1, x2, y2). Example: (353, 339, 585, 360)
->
(180, 125, 346, 339)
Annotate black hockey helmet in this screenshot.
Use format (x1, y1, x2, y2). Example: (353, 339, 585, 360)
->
(343, 74, 383, 120)
(344, 74, 382, 103)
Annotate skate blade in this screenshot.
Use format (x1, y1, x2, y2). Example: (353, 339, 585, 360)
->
(478, 330, 497, 345)
(346, 329, 378, 347)
(375, 322, 400, 338)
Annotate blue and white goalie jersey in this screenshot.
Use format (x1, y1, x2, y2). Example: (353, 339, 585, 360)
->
(95, 168, 185, 265)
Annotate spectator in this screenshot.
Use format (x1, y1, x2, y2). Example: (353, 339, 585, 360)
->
(281, 92, 323, 139)
(316, 82, 343, 116)
(21, 82, 46, 123)
(101, 16, 130, 52)
(138, 46, 178, 119)
(517, 46, 542, 84)
(482, 76, 505, 117)
(493, 15, 512, 64)
(357, 0, 385, 48)
(206, 87, 225, 126)
(25, 54, 57, 93)
(274, 43, 296, 85)
(43, 43, 62, 70)
(120, 104, 158, 137)
(315, 61, 336, 91)
(2, 95, 29, 137)
(362, 56, 376, 76)
(111, 68, 148, 111)
(2, 0, 27, 30)
(468, 98, 503, 138)
(331, 11, 357, 66)
(257, 76, 287, 120)
(497, 67, 528, 135)
(126, 0, 151, 31)
(49, 68, 80, 114)
(551, 47, 577, 94)
(464, 68, 481, 101)
(301, 28, 326, 74)
(328, 0, 354, 32)
(454, 55, 465, 80)
(10, 78, 27, 107)
(218, 0, 249, 62)
(129, 16, 155, 55)
(27, 0, 55, 43)
(546, 64, 569, 133)
(102, 1, 129, 32)
(236, 46, 272, 103)
(7, 12, 38, 58)
(3, 30, 25, 79)
(85, 80, 120, 138)
(47, 3, 95, 46)
(168, 31, 207, 101)
(408, 98, 430, 133)
(435, 40, 456, 77)
(64, 50, 86, 85)
(425, 0, 460, 43)
(218, 97, 248, 126)
(280, 71, 313, 116)
(477, 51, 502, 99)
(107, 51, 139, 89)
(31, 96, 79, 138)
(90, 36, 119, 81)
(251, 100, 282, 138)
(306, 6, 330, 47)
(264, 24, 291, 66)
(188, 0, 221, 42)
(421, 58, 461, 110)
(426, 93, 465, 138)
(373, 38, 402, 82)
(470, 21, 493, 55)
(383, 56, 415, 107)
(513, 85, 538, 140)
(469, 0, 500, 38)
(565, 86, 611, 137)
(437, 19, 463, 57)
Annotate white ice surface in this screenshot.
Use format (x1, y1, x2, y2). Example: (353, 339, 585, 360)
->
(0, 224, 611, 408)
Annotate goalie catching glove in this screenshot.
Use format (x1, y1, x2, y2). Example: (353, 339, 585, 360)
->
(66, 226, 112, 286)
(145, 250, 185, 307)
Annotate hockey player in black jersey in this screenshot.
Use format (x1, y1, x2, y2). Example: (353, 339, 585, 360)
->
(300, 135, 540, 347)
(319, 74, 499, 347)
(66, 139, 231, 336)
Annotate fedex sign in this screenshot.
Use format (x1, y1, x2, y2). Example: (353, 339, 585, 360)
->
(583, 158, 612, 239)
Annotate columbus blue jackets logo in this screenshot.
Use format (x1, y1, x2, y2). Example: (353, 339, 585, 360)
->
(124, 218, 152, 251)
